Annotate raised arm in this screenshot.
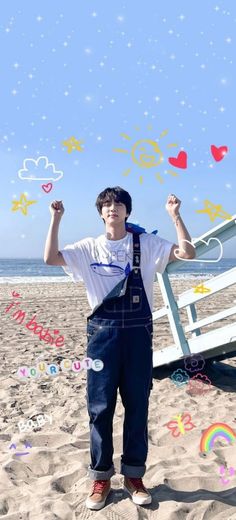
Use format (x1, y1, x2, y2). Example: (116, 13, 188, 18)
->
(165, 194, 196, 262)
(44, 200, 66, 266)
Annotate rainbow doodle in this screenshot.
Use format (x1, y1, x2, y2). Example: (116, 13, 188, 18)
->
(200, 423, 236, 453)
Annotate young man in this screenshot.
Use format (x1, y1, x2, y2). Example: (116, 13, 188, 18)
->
(44, 187, 195, 510)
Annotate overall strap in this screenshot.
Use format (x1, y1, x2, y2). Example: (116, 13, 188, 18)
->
(132, 233, 141, 278)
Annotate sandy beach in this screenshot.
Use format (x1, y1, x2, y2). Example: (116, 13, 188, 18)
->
(1, 279, 236, 520)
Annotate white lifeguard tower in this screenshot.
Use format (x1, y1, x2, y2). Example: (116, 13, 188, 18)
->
(153, 216, 236, 367)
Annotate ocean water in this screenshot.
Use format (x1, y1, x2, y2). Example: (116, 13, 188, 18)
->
(0, 258, 235, 283)
(0, 258, 67, 283)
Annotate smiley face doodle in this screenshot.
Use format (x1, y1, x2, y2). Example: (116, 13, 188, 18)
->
(9, 440, 32, 456)
(113, 126, 182, 184)
(131, 139, 163, 168)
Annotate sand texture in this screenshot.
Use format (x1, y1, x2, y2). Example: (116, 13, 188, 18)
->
(0, 280, 236, 520)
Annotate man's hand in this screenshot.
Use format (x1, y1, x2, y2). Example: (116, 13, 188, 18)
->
(50, 200, 65, 219)
(165, 194, 181, 219)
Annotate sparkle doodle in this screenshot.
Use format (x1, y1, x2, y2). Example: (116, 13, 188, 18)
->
(62, 136, 84, 153)
(11, 193, 37, 216)
(193, 283, 211, 294)
(196, 200, 232, 222)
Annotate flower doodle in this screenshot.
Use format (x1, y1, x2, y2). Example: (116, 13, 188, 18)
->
(184, 354, 205, 373)
(170, 368, 189, 387)
(187, 373, 212, 396)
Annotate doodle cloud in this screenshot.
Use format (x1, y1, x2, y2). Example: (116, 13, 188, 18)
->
(18, 156, 63, 181)
(200, 423, 236, 453)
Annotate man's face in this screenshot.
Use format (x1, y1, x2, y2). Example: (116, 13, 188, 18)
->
(101, 199, 128, 225)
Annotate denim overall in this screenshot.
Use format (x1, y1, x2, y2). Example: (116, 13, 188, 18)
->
(86, 233, 153, 480)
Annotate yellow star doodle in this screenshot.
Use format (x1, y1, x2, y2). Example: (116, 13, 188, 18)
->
(193, 283, 211, 294)
(62, 136, 84, 153)
(196, 200, 232, 222)
(11, 194, 37, 216)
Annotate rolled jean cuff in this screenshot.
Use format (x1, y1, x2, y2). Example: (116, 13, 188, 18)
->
(121, 463, 146, 478)
(88, 464, 115, 480)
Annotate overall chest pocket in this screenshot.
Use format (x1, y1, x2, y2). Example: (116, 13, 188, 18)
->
(103, 286, 143, 313)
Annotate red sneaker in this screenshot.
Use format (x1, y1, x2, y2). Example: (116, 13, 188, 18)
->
(124, 477, 152, 505)
(86, 479, 111, 510)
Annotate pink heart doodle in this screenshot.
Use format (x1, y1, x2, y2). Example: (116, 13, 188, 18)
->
(42, 183, 53, 193)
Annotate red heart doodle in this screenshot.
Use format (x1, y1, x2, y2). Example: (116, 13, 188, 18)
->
(42, 183, 53, 193)
(210, 145, 228, 162)
(168, 151, 187, 169)
(54, 330, 59, 335)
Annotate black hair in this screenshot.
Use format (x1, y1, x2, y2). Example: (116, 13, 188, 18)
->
(95, 186, 132, 222)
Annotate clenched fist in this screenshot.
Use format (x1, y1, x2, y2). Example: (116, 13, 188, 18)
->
(165, 194, 181, 219)
(49, 200, 65, 218)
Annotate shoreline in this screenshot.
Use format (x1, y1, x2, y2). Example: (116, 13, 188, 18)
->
(0, 272, 221, 284)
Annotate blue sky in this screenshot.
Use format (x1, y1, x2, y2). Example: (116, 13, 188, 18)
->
(0, 0, 236, 258)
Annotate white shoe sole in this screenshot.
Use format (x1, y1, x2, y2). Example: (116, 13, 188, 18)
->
(124, 486, 152, 505)
(85, 491, 110, 510)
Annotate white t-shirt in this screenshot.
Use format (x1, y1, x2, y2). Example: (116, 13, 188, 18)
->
(60, 232, 173, 312)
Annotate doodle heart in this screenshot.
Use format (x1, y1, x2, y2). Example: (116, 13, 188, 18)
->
(210, 145, 228, 162)
(168, 151, 187, 169)
(173, 237, 223, 263)
(42, 182, 53, 193)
